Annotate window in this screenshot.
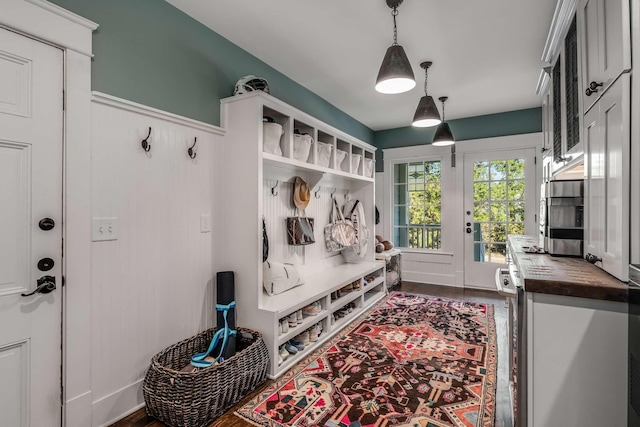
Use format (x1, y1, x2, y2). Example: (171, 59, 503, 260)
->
(393, 160, 442, 249)
(472, 158, 525, 263)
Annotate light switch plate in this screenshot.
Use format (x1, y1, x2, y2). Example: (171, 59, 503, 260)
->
(92, 217, 119, 241)
(200, 214, 211, 233)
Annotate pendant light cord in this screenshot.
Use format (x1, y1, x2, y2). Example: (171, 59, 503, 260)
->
(424, 68, 428, 95)
(392, 7, 398, 46)
(441, 100, 445, 121)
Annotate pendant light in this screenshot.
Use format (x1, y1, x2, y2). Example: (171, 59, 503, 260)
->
(412, 61, 441, 127)
(375, 0, 416, 94)
(432, 96, 455, 146)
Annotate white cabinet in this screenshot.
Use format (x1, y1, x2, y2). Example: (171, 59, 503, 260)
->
(583, 74, 630, 281)
(578, 0, 631, 111)
(219, 91, 385, 378)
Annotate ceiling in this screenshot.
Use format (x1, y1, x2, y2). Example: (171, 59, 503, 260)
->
(166, 0, 557, 131)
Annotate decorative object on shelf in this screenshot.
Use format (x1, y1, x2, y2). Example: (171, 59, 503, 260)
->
(317, 142, 333, 168)
(363, 157, 374, 178)
(412, 61, 442, 127)
(293, 129, 313, 163)
(351, 153, 362, 174)
(342, 199, 370, 263)
(292, 176, 311, 210)
(432, 96, 455, 146)
(262, 259, 304, 296)
(237, 292, 497, 427)
(262, 217, 268, 262)
(141, 126, 152, 153)
(335, 148, 348, 171)
(375, 0, 416, 94)
(234, 75, 270, 95)
(286, 211, 315, 246)
(187, 137, 197, 159)
(263, 117, 284, 155)
(324, 197, 358, 252)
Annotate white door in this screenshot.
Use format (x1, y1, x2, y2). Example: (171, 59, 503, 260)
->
(0, 28, 63, 426)
(463, 149, 537, 289)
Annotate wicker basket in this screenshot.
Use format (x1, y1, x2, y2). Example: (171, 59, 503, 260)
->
(143, 327, 269, 427)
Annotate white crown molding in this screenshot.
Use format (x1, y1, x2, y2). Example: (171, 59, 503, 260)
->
(92, 91, 225, 135)
(535, 68, 552, 96)
(541, 0, 577, 64)
(25, 0, 98, 30)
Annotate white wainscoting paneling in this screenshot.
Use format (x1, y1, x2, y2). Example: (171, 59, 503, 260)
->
(89, 94, 223, 426)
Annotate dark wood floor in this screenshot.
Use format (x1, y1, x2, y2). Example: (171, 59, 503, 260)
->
(110, 282, 512, 427)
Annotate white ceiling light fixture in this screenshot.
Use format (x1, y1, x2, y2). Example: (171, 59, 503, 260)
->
(412, 61, 441, 127)
(375, 0, 416, 95)
(432, 96, 456, 146)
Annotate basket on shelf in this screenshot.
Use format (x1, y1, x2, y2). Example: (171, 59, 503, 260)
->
(142, 327, 269, 427)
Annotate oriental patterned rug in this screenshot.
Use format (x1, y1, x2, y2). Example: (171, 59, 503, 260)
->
(236, 292, 496, 427)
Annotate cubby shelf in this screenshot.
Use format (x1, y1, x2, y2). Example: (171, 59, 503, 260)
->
(220, 91, 383, 378)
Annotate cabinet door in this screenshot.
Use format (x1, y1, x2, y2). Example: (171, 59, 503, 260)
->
(579, 0, 631, 110)
(584, 75, 630, 281)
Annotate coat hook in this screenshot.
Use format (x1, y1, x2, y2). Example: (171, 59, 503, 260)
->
(271, 181, 279, 196)
(141, 127, 152, 153)
(188, 137, 197, 159)
(330, 188, 337, 198)
(313, 186, 321, 199)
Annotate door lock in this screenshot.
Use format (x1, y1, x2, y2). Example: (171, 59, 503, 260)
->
(21, 275, 56, 297)
(38, 218, 55, 231)
(37, 257, 55, 271)
(466, 222, 471, 227)
(466, 228, 472, 234)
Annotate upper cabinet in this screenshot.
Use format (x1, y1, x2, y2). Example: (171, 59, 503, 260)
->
(578, 0, 631, 112)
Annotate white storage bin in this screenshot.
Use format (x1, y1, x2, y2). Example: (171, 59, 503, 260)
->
(364, 158, 374, 178)
(351, 153, 361, 174)
(293, 134, 312, 162)
(317, 142, 333, 168)
(335, 149, 348, 171)
(263, 122, 283, 156)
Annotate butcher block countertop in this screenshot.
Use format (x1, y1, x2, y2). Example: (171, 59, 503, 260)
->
(508, 235, 628, 303)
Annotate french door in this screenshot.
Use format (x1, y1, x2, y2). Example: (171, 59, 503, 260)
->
(463, 149, 537, 289)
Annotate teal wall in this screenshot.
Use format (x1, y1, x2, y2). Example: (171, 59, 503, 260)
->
(49, 0, 541, 161)
(49, 0, 374, 143)
(374, 107, 542, 171)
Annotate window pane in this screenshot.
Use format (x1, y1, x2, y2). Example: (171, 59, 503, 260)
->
(474, 202, 489, 222)
(508, 159, 525, 179)
(490, 224, 507, 243)
(395, 206, 407, 226)
(490, 160, 507, 180)
(489, 243, 507, 264)
(394, 163, 407, 184)
(508, 180, 525, 201)
(474, 161, 490, 181)
(409, 205, 424, 224)
(425, 183, 441, 203)
(509, 202, 525, 222)
(474, 242, 487, 262)
(490, 203, 507, 222)
(508, 223, 525, 235)
(394, 184, 407, 204)
(425, 161, 441, 179)
(490, 181, 507, 201)
(394, 227, 408, 247)
(409, 227, 423, 248)
(424, 205, 441, 225)
(474, 182, 489, 202)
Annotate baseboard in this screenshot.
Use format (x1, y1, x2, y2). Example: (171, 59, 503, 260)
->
(403, 271, 456, 285)
(91, 379, 144, 427)
(65, 390, 92, 427)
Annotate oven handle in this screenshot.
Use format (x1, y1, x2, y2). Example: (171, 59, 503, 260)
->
(495, 267, 516, 297)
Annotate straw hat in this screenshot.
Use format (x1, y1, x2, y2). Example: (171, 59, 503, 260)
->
(293, 176, 311, 210)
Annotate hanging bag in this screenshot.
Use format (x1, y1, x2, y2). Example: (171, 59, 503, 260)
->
(324, 197, 357, 252)
(342, 199, 370, 263)
(286, 209, 315, 245)
(262, 217, 269, 262)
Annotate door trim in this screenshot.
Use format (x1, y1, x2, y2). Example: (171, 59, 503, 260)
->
(0, 2, 96, 426)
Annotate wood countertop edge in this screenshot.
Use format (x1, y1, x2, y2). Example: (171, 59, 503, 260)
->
(524, 278, 628, 303)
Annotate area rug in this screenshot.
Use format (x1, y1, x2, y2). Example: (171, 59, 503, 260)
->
(236, 292, 496, 427)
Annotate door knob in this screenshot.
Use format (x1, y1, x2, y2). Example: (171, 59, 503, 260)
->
(21, 275, 56, 297)
(38, 218, 55, 231)
(37, 257, 55, 271)
(585, 81, 603, 96)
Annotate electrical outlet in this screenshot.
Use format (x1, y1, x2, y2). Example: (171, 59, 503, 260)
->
(200, 214, 211, 233)
(92, 217, 119, 242)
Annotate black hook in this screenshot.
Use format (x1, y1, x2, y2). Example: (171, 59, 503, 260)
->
(271, 181, 279, 196)
(141, 127, 151, 152)
(314, 186, 321, 199)
(330, 188, 337, 198)
(188, 137, 197, 159)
